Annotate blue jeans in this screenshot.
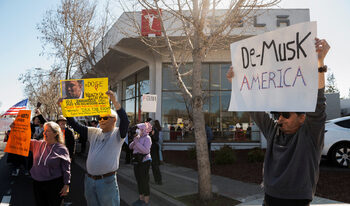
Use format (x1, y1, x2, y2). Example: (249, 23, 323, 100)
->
(84, 174, 120, 206)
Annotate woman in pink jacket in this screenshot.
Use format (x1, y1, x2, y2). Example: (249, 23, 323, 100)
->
(129, 123, 152, 206)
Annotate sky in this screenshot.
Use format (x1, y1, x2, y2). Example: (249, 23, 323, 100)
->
(0, 0, 349, 114)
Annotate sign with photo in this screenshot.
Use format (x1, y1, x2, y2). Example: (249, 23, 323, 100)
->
(229, 22, 318, 111)
(60, 78, 111, 117)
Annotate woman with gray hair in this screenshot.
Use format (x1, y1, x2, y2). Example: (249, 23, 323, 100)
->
(30, 121, 71, 206)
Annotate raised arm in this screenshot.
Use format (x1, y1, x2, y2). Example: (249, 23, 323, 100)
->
(304, 38, 330, 147)
(315, 38, 330, 89)
(106, 90, 130, 138)
(34, 108, 48, 124)
(57, 98, 88, 137)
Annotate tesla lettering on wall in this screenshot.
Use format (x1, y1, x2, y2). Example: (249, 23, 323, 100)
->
(141, 9, 162, 36)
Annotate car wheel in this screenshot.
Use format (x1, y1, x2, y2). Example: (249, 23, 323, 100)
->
(331, 143, 350, 167)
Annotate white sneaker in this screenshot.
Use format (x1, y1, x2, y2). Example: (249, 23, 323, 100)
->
(11, 169, 19, 176)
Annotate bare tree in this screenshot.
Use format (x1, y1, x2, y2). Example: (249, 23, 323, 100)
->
(116, 0, 280, 200)
(326, 70, 339, 94)
(37, 0, 114, 79)
(19, 68, 64, 119)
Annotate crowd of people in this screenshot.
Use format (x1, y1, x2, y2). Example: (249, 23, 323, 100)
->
(3, 37, 330, 206)
(5, 89, 167, 206)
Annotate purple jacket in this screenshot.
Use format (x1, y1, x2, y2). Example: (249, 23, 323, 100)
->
(30, 139, 71, 185)
(129, 123, 152, 161)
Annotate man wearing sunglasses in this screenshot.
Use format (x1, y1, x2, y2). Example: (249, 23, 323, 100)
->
(58, 90, 130, 206)
(227, 38, 330, 206)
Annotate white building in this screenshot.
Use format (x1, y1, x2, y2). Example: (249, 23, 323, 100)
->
(79, 9, 311, 150)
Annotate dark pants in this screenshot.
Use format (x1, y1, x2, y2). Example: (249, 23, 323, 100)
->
(123, 142, 132, 164)
(25, 151, 33, 171)
(151, 145, 162, 184)
(7, 153, 25, 170)
(263, 194, 311, 206)
(208, 142, 212, 164)
(134, 160, 151, 196)
(33, 176, 64, 206)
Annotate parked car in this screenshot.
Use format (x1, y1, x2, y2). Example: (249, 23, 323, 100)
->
(322, 116, 350, 167)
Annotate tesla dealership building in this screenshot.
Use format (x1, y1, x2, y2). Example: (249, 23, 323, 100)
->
(79, 9, 311, 150)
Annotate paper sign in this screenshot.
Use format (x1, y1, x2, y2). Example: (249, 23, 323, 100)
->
(141, 94, 157, 113)
(229, 22, 318, 111)
(0, 118, 15, 132)
(4, 110, 31, 156)
(60, 78, 111, 117)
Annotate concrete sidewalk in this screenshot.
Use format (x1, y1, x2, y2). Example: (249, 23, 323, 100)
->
(74, 153, 350, 206)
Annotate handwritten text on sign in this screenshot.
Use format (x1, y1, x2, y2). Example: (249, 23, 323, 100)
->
(61, 78, 111, 117)
(229, 22, 318, 112)
(4, 110, 31, 156)
(141, 94, 157, 113)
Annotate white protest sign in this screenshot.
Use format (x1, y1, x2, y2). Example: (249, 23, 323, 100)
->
(229, 22, 318, 112)
(141, 94, 157, 113)
(0, 118, 15, 132)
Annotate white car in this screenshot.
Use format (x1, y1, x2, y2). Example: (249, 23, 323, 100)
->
(322, 116, 350, 167)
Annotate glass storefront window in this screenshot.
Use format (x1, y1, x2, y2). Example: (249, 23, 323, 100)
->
(137, 69, 150, 96)
(221, 64, 231, 90)
(162, 63, 260, 143)
(122, 67, 150, 125)
(123, 75, 136, 99)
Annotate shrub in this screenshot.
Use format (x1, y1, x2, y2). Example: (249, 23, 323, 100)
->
(214, 145, 236, 165)
(188, 146, 197, 160)
(247, 148, 265, 163)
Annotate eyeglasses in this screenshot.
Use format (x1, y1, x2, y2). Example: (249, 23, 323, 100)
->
(98, 116, 114, 121)
(272, 112, 291, 120)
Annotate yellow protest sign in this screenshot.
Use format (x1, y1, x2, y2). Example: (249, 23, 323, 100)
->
(60, 78, 111, 117)
(4, 110, 31, 157)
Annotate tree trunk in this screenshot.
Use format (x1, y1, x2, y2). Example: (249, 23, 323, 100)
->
(192, 40, 212, 200)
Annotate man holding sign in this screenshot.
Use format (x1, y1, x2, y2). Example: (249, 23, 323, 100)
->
(227, 37, 330, 206)
(58, 90, 129, 206)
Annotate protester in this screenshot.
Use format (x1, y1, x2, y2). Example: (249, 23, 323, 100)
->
(32, 114, 46, 140)
(58, 90, 129, 206)
(57, 115, 75, 160)
(123, 126, 135, 164)
(63, 80, 84, 99)
(158, 124, 164, 163)
(19, 109, 48, 175)
(205, 124, 213, 164)
(129, 123, 152, 206)
(89, 120, 98, 127)
(226, 38, 330, 206)
(29, 121, 71, 206)
(150, 119, 163, 185)
(5, 122, 26, 176)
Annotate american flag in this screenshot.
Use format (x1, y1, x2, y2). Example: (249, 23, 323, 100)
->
(1, 99, 28, 116)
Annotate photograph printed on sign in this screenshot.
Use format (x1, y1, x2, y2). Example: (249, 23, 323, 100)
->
(61, 80, 85, 99)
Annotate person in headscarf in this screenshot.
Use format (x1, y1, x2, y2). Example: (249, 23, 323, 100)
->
(129, 123, 152, 206)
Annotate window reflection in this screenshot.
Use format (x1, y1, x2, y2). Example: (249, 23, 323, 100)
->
(122, 67, 150, 124)
(161, 63, 260, 143)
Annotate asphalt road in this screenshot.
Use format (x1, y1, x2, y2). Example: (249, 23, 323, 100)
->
(0, 133, 129, 206)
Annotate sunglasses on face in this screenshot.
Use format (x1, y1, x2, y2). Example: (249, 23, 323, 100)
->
(272, 112, 291, 120)
(98, 116, 114, 121)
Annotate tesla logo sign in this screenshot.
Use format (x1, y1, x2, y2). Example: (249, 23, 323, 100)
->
(141, 9, 162, 36)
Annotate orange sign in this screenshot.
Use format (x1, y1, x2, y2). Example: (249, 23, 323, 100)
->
(4, 110, 31, 156)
